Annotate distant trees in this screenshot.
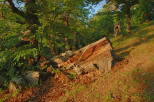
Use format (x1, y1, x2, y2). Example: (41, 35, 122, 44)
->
(119, 0, 138, 34)
(87, 0, 153, 39)
(87, 11, 114, 42)
(134, 0, 154, 24)
(104, 0, 138, 34)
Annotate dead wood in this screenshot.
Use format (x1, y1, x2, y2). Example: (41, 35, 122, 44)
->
(52, 37, 115, 76)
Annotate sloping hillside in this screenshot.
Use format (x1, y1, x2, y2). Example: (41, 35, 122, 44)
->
(0, 23, 154, 102)
(55, 23, 154, 102)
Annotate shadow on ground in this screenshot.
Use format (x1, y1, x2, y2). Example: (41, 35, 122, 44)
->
(115, 34, 154, 53)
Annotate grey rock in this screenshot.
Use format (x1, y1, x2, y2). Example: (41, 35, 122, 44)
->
(24, 71, 39, 86)
(24, 71, 50, 86)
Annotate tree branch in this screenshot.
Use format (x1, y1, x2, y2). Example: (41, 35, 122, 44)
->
(6, 0, 27, 18)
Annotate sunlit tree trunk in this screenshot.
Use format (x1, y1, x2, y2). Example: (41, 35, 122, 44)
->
(126, 0, 131, 34)
(113, 2, 119, 37)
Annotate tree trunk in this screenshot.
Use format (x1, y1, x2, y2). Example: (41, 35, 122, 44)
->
(126, 13, 131, 34)
(126, 1, 131, 34)
(113, 2, 120, 37)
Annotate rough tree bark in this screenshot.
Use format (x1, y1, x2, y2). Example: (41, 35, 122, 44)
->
(113, 2, 121, 37)
(126, 0, 131, 34)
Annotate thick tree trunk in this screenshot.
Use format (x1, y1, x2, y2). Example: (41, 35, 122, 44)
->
(113, 3, 121, 37)
(126, 1, 131, 34)
(25, 0, 39, 25)
(126, 13, 131, 34)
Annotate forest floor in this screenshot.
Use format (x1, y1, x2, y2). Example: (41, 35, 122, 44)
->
(0, 23, 154, 102)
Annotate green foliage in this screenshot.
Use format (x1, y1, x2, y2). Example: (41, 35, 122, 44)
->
(0, 21, 27, 87)
(34, 0, 91, 53)
(87, 10, 114, 43)
(95, 93, 100, 98)
(61, 66, 66, 71)
(152, 57, 154, 61)
(0, 0, 93, 88)
(133, 0, 154, 24)
(67, 72, 76, 79)
(52, 68, 60, 74)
